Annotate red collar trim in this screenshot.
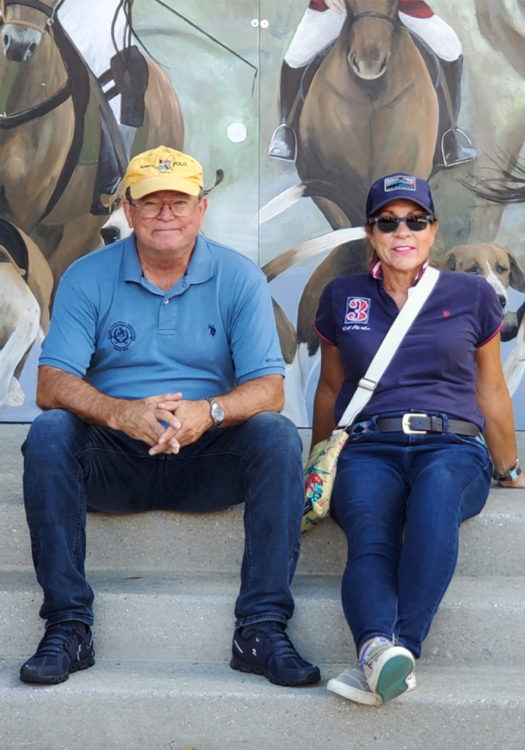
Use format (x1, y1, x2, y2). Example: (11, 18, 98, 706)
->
(369, 258, 429, 284)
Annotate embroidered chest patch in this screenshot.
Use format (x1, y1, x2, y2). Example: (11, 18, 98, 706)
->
(342, 297, 371, 332)
(345, 297, 371, 324)
(108, 321, 136, 351)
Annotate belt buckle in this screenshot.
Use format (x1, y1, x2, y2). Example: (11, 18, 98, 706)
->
(402, 413, 427, 435)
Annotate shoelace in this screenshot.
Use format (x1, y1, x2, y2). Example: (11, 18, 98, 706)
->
(263, 629, 301, 659)
(34, 627, 79, 657)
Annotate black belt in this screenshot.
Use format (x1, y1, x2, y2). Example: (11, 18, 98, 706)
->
(375, 413, 480, 437)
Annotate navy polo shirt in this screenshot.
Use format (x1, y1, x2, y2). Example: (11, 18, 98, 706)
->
(314, 269, 503, 431)
(40, 233, 285, 400)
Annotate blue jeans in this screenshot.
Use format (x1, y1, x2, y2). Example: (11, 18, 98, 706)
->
(22, 410, 304, 629)
(330, 424, 492, 659)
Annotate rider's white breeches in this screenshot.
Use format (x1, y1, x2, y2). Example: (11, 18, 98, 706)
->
(284, 7, 462, 69)
(398, 12, 462, 62)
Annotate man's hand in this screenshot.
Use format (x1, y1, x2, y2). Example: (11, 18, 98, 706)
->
(110, 392, 184, 448)
(149, 399, 213, 455)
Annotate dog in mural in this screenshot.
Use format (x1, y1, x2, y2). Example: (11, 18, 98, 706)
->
(0, 0, 184, 407)
(439, 243, 525, 398)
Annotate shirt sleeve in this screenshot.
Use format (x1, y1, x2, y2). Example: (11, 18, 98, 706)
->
(228, 267, 285, 383)
(39, 275, 97, 377)
(313, 280, 337, 345)
(476, 277, 504, 347)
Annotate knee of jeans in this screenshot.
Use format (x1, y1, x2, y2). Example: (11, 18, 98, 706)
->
(244, 412, 302, 456)
(22, 409, 86, 457)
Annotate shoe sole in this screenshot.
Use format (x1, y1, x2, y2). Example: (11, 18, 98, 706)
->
(374, 655, 413, 704)
(230, 656, 320, 687)
(327, 677, 379, 706)
(20, 655, 95, 685)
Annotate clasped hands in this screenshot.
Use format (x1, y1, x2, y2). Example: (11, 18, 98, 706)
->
(114, 393, 213, 455)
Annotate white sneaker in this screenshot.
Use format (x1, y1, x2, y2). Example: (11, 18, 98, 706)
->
(327, 664, 416, 706)
(361, 638, 415, 704)
(327, 665, 380, 705)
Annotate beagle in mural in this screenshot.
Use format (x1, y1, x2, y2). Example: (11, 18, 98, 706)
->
(439, 242, 525, 396)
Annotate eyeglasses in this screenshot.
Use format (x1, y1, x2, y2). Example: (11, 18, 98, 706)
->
(130, 197, 200, 219)
(368, 215, 435, 233)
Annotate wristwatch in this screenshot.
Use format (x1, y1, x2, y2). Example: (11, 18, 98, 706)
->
(207, 397, 225, 429)
(493, 458, 522, 482)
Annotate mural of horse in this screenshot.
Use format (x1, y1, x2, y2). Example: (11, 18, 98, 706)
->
(261, 0, 439, 423)
(0, 0, 184, 407)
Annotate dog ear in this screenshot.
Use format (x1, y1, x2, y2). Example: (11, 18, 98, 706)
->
(440, 252, 457, 271)
(508, 251, 525, 292)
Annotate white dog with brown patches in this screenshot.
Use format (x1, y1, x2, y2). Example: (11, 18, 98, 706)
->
(440, 243, 525, 396)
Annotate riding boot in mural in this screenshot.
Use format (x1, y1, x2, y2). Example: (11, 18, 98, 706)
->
(435, 55, 477, 168)
(268, 62, 306, 162)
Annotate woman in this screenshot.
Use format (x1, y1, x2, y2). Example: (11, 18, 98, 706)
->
(311, 173, 525, 706)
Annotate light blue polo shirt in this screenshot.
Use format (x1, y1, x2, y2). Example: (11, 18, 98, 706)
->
(40, 233, 285, 400)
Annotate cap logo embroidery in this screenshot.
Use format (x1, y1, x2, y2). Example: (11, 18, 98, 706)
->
(384, 175, 416, 192)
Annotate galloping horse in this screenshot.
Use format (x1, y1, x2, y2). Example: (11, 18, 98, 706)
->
(0, 0, 184, 406)
(293, 0, 439, 359)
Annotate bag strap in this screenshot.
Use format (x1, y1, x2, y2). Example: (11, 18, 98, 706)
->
(337, 266, 440, 428)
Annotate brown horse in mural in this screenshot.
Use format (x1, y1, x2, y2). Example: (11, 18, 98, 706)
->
(293, 0, 438, 356)
(0, 0, 184, 406)
(0, 0, 183, 281)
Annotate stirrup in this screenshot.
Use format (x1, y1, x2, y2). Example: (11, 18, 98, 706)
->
(268, 124, 297, 162)
(437, 128, 477, 168)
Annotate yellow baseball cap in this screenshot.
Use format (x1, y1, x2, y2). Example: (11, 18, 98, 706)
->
(124, 146, 204, 199)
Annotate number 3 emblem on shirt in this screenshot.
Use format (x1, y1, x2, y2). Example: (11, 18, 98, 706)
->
(345, 297, 371, 324)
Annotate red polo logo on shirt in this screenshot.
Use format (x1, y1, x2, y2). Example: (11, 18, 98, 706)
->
(345, 297, 371, 324)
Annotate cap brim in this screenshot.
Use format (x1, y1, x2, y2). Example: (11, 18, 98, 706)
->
(129, 176, 201, 199)
(368, 196, 433, 218)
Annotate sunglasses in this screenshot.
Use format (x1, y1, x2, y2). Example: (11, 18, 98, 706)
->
(368, 215, 435, 233)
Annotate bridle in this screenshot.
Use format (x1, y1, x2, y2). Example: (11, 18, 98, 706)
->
(0, 0, 64, 34)
(0, 0, 70, 129)
(349, 11, 398, 27)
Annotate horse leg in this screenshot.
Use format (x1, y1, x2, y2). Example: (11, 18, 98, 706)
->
(0, 264, 40, 406)
(34, 215, 106, 300)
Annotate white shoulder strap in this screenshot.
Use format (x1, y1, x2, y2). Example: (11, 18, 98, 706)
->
(337, 266, 440, 428)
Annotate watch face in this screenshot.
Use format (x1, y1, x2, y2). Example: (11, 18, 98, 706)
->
(210, 400, 224, 425)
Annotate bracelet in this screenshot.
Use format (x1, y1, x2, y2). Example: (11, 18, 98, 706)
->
(493, 458, 522, 482)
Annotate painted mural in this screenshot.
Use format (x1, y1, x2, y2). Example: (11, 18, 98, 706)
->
(2, 0, 525, 429)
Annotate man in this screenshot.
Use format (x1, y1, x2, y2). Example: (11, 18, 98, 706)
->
(20, 146, 320, 689)
(269, 0, 476, 167)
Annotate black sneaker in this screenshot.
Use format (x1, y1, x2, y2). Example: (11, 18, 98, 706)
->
(230, 623, 320, 686)
(20, 624, 95, 684)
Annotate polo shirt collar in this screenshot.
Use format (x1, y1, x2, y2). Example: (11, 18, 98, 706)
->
(369, 257, 429, 285)
(122, 232, 213, 288)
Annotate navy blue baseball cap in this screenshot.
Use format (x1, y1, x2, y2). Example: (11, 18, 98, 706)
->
(366, 173, 434, 219)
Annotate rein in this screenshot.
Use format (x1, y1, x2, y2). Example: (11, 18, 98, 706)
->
(350, 11, 397, 26)
(0, 0, 70, 128)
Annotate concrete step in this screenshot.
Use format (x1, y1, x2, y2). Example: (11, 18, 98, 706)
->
(3, 425, 525, 577)
(3, 491, 525, 578)
(2, 571, 524, 668)
(1, 660, 524, 750)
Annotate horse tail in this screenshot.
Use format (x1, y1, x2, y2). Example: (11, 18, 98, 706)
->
(462, 158, 525, 205)
(255, 179, 354, 227)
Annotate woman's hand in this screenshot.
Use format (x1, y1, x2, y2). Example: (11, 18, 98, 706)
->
(498, 472, 525, 489)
